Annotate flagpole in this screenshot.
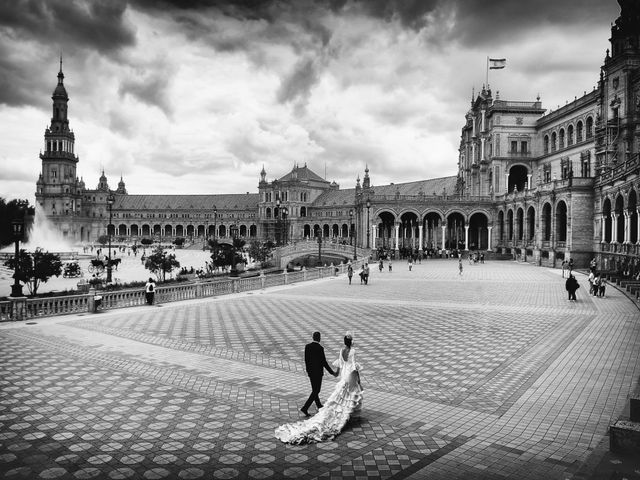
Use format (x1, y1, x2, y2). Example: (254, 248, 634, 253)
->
(486, 56, 489, 88)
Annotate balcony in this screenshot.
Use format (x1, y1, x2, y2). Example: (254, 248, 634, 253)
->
(506, 151, 532, 158)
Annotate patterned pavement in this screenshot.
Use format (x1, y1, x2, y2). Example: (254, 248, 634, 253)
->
(1, 259, 639, 479)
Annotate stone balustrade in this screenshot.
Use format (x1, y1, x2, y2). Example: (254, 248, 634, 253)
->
(1, 259, 365, 322)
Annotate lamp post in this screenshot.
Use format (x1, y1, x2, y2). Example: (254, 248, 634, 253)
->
(317, 230, 322, 266)
(276, 198, 281, 245)
(10, 219, 24, 297)
(106, 194, 115, 283)
(282, 207, 288, 245)
(366, 198, 371, 249)
(213, 206, 217, 242)
(349, 209, 356, 260)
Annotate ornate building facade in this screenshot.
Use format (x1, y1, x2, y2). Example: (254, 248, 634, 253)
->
(36, 0, 639, 271)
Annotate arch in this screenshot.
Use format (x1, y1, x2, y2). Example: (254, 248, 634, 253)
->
(304, 224, 311, 238)
(300, 206, 307, 218)
(516, 208, 524, 241)
(142, 224, 150, 236)
(153, 224, 161, 236)
(542, 203, 552, 241)
(445, 211, 465, 250)
(508, 165, 528, 193)
(207, 225, 215, 237)
(551, 131, 557, 152)
(567, 124, 574, 146)
(332, 224, 339, 238)
(498, 210, 505, 242)
(556, 201, 567, 242)
(240, 225, 247, 237)
(507, 209, 514, 241)
(602, 198, 612, 243)
(586, 116, 594, 139)
(175, 225, 185, 237)
(543, 135, 549, 154)
(423, 211, 443, 250)
(197, 225, 205, 237)
(400, 212, 419, 251)
(186, 225, 195, 237)
(629, 189, 638, 244)
(107, 224, 115, 236)
(323, 224, 330, 238)
(377, 211, 397, 249)
(266, 207, 272, 219)
(559, 128, 565, 149)
(313, 224, 321, 238)
(526, 206, 535, 241)
(469, 212, 489, 250)
(164, 225, 172, 237)
(118, 224, 127, 236)
(249, 225, 257, 237)
(341, 224, 349, 238)
(615, 194, 625, 243)
(219, 225, 227, 237)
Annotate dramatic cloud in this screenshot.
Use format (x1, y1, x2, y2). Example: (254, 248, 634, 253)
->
(0, 0, 621, 203)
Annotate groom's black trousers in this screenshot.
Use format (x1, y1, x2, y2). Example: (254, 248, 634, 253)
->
(302, 374, 323, 411)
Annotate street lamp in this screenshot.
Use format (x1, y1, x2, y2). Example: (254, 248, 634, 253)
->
(213, 206, 217, 242)
(349, 209, 356, 260)
(276, 198, 281, 245)
(282, 207, 288, 245)
(106, 194, 115, 283)
(10, 219, 24, 297)
(317, 229, 322, 266)
(366, 198, 371, 249)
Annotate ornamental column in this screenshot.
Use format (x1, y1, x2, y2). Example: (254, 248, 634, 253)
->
(601, 214, 607, 242)
(487, 226, 493, 250)
(624, 211, 630, 244)
(441, 225, 446, 250)
(504, 173, 509, 193)
(371, 224, 377, 249)
(637, 207, 640, 244)
(418, 224, 423, 252)
(611, 214, 617, 243)
(527, 174, 532, 190)
(394, 223, 399, 251)
(464, 225, 469, 251)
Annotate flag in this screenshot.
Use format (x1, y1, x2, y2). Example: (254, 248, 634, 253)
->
(489, 58, 506, 69)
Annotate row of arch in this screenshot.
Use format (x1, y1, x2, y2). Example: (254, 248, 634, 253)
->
(498, 202, 567, 244)
(106, 223, 258, 239)
(543, 116, 593, 154)
(602, 190, 639, 244)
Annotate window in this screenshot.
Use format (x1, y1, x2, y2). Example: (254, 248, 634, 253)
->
(586, 117, 593, 138)
(511, 141, 517, 153)
(544, 135, 549, 154)
(567, 125, 574, 146)
(520, 141, 527, 153)
(581, 151, 591, 177)
(543, 164, 551, 183)
(559, 129, 565, 149)
(577, 121, 583, 142)
(561, 157, 572, 180)
(551, 132, 557, 152)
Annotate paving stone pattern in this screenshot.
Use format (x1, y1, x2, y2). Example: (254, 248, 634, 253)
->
(0, 259, 639, 479)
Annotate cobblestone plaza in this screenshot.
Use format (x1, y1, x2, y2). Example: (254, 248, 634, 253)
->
(1, 259, 639, 479)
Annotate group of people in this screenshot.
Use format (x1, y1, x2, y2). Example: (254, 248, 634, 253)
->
(588, 271, 608, 297)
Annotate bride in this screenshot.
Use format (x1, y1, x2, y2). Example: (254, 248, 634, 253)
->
(275, 332, 363, 444)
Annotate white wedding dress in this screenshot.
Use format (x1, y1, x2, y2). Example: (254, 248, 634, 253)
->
(275, 347, 363, 444)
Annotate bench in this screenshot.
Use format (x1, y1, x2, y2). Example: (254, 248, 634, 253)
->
(610, 396, 640, 453)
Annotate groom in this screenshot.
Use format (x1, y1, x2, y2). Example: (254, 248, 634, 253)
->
(301, 331, 336, 416)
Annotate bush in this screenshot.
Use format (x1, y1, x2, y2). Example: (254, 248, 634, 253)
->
(140, 237, 153, 245)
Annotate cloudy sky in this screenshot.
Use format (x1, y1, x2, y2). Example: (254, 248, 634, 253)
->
(0, 0, 619, 202)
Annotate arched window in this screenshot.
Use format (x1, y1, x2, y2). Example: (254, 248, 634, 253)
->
(586, 117, 593, 139)
(559, 129, 565, 149)
(507, 210, 514, 241)
(551, 132, 557, 152)
(567, 125, 574, 146)
(576, 121, 583, 142)
(543, 203, 552, 241)
(300, 206, 307, 218)
(556, 201, 567, 242)
(543, 135, 549, 154)
(266, 207, 272, 219)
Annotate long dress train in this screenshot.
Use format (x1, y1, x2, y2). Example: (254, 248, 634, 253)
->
(274, 348, 363, 444)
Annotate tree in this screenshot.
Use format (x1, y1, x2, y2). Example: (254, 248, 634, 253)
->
(144, 246, 180, 281)
(208, 238, 246, 273)
(0, 198, 34, 247)
(247, 240, 275, 267)
(97, 234, 109, 246)
(3, 248, 62, 296)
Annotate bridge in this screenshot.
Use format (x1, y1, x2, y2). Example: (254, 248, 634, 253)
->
(274, 240, 371, 269)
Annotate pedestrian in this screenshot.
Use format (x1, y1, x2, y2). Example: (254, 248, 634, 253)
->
(588, 270, 595, 295)
(300, 331, 337, 416)
(598, 276, 607, 297)
(347, 264, 353, 285)
(565, 274, 579, 301)
(388, 261, 392, 273)
(593, 273, 601, 297)
(480, 253, 484, 264)
(145, 277, 156, 305)
(379, 259, 383, 272)
(408, 257, 413, 271)
(590, 258, 597, 274)
(363, 263, 370, 285)
(359, 265, 365, 284)
(458, 258, 463, 276)
(568, 258, 574, 275)
(561, 260, 567, 278)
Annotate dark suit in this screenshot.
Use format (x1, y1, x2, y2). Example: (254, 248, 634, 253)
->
(302, 341, 335, 411)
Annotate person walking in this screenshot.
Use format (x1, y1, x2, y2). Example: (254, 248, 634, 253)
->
(561, 260, 568, 278)
(458, 258, 463, 276)
(363, 263, 370, 285)
(145, 277, 156, 305)
(408, 257, 413, 271)
(565, 274, 579, 301)
(588, 270, 595, 295)
(347, 264, 353, 285)
(598, 276, 607, 297)
(388, 261, 392, 273)
(300, 331, 337, 416)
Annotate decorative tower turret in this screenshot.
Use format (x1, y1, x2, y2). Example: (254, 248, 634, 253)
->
(35, 58, 83, 232)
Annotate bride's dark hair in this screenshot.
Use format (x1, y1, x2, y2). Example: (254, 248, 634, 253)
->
(344, 335, 352, 348)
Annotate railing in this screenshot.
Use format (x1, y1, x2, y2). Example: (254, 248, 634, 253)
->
(1, 260, 367, 322)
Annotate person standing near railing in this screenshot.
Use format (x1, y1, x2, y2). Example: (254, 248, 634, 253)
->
(145, 278, 156, 305)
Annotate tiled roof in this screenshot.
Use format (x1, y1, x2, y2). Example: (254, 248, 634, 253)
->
(114, 194, 259, 211)
(277, 165, 328, 184)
